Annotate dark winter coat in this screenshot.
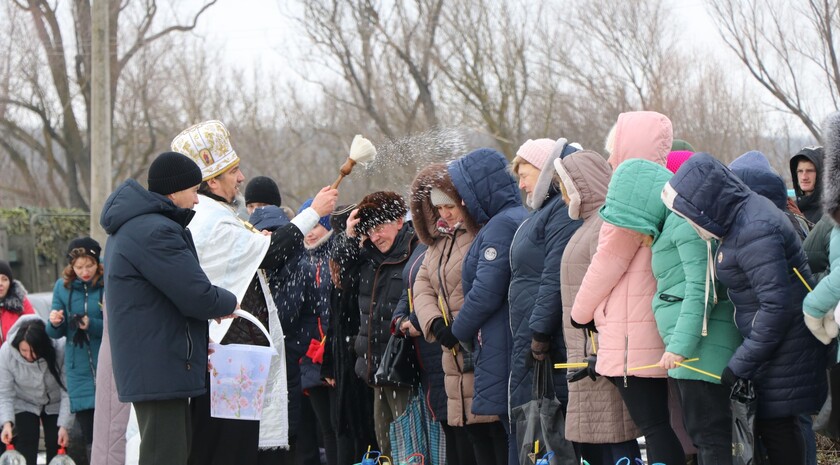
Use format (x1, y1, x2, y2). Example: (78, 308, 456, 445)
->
(100, 179, 236, 402)
(790, 146, 824, 224)
(249, 206, 291, 231)
(449, 148, 528, 416)
(295, 236, 333, 391)
(47, 277, 104, 412)
(509, 144, 582, 410)
(392, 244, 449, 422)
(337, 224, 418, 385)
(730, 151, 808, 239)
(327, 237, 376, 444)
(665, 153, 829, 419)
(805, 215, 833, 283)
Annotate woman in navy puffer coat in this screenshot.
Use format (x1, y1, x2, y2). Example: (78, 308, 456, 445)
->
(663, 152, 829, 465)
(508, 138, 581, 413)
(448, 148, 528, 465)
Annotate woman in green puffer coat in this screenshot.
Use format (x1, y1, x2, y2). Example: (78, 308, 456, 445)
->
(603, 159, 742, 465)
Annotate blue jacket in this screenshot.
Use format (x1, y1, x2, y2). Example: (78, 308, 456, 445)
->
(666, 153, 829, 419)
(47, 277, 104, 412)
(391, 243, 448, 421)
(100, 180, 236, 402)
(729, 151, 808, 239)
(449, 148, 528, 416)
(510, 187, 581, 409)
(249, 206, 290, 231)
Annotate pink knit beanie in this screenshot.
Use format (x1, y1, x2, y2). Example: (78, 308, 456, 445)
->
(666, 150, 694, 173)
(516, 138, 555, 171)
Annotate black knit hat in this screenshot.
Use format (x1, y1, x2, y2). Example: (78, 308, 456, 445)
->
(148, 151, 203, 195)
(355, 191, 407, 237)
(0, 260, 12, 282)
(244, 176, 282, 206)
(67, 237, 102, 264)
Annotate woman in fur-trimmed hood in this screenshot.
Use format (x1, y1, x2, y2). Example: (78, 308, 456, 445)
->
(410, 163, 494, 463)
(0, 261, 36, 347)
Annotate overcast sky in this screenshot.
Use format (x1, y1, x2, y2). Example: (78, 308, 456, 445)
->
(192, 0, 723, 77)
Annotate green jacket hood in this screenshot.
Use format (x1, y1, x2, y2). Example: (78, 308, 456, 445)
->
(600, 159, 673, 240)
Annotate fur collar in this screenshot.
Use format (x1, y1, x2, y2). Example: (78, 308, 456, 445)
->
(822, 112, 840, 224)
(528, 138, 567, 210)
(0, 280, 27, 314)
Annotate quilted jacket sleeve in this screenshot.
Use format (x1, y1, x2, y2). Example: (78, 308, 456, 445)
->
(451, 216, 518, 341)
(728, 222, 797, 379)
(571, 222, 643, 325)
(413, 257, 442, 343)
(803, 227, 840, 318)
(665, 219, 709, 357)
(529, 205, 580, 335)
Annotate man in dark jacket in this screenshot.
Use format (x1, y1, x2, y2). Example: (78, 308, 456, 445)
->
(171, 120, 338, 464)
(340, 191, 418, 459)
(100, 151, 237, 465)
(790, 146, 825, 225)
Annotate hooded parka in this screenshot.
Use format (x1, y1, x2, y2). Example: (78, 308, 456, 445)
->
(605, 159, 741, 383)
(509, 140, 582, 410)
(790, 146, 825, 224)
(664, 153, 829, 419)
(411, 163, 496, 427)
(730, 151, 809, 239)
(100, 179, 237, 402)
(554, 150, 640, 443)
(449, 148, 528, 416)
(571, 111, 672, 378)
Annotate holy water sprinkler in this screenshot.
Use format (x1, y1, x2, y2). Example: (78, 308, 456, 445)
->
(331, 134, 377, 189)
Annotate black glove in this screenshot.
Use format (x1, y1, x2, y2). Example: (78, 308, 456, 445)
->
(431, 319, 460, 349)
(721, 366, 739, 387)
(570, 317, 598, 333)
(531, 332, 550, 361)
(567, 355, 598, 383)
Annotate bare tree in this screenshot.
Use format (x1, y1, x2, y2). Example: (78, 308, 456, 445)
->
(433, 0, 536, 157)
(708, 0, 839, 140)
(0, 0, 218, 209)
(293, 0, 443, 140)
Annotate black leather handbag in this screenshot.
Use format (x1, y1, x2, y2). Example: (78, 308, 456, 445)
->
(374, 333, 420, 388)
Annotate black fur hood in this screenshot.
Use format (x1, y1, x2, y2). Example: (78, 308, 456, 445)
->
(0, 280, 28, 314)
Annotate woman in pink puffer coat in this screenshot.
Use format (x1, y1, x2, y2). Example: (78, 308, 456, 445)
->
(570, 111, 685, 465)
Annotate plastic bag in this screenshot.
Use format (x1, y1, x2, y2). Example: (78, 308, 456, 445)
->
(731, 379, 758, 465)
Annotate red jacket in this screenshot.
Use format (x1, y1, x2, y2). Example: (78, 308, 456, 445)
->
(0, 282, 35, 345)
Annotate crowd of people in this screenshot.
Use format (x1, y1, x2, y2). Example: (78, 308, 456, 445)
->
(0, 110, 839, 465)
